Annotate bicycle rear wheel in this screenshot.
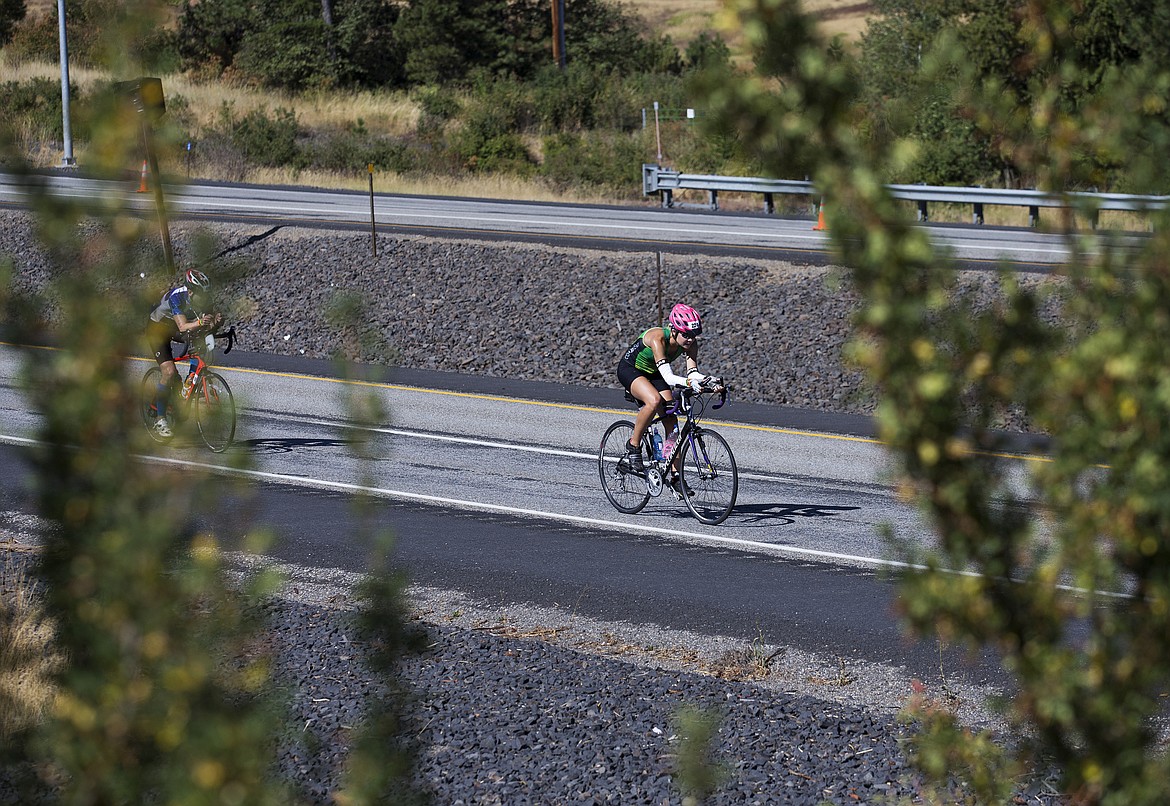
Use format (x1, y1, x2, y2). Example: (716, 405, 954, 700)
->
(195, 371, 236, 452)
(598, 420, 650, 514)
(680, 428, 738, 525)
(139, 366, 173, 443)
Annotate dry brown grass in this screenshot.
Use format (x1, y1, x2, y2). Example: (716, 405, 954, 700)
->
(1, 542, 60, 742)
(242, 166, 623, 204)
(629, 0, 873, 59)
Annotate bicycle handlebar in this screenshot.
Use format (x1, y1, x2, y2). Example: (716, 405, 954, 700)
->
(212, 326, 236, 355)
(667, 382, 730, 414)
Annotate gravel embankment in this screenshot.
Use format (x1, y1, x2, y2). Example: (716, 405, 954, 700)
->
(1, 211, 1065, 803)
(4, 208, 1046, 416)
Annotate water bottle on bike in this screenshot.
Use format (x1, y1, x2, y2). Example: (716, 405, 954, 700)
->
(650, 428, 664, 462)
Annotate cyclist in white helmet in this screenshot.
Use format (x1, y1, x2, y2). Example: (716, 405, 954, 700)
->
(144, 268, 222, 437)
(616, 303, 721, 495)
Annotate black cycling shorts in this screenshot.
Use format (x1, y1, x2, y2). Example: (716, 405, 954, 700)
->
(146, 320, 185, 365)
(617, 361, 670, 395)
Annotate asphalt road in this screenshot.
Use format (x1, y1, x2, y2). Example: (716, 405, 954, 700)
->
(1, 344, 1036, 685)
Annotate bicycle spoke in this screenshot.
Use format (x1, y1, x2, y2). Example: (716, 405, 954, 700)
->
(598, 420, 649, 514)
(680, 429, 738, 525)
(139, 367, 174, 444)
(196, 372, 236, 452)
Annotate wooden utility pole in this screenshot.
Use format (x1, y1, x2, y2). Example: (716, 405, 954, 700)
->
(117, 78, 175, 273)
(551, 0, 566, 69)
(320, 0, 338, 74)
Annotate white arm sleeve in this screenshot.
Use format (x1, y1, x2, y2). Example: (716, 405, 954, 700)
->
(656, 359, 689, 388)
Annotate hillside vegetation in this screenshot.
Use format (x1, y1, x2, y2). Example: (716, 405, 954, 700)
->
(2, 0, 1164, 214)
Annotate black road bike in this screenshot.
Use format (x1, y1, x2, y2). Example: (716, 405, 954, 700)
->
(598, 382, 738, 525)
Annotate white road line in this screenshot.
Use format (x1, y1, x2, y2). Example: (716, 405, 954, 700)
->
(278, 413, 834, 487)
(0, 431, 1130, 598)
(0, 431, 909, 570)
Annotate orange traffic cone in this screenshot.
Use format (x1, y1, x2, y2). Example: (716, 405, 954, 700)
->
(813, 200, 827, 231)
(136, 160, 149, 193)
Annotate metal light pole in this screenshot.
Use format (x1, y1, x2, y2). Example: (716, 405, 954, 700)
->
(653, 101, 662, 163)
(57, 0, 76, 167)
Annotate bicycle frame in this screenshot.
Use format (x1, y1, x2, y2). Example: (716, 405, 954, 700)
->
(174, 328, 235, 411)
(640, 386, 728, 495)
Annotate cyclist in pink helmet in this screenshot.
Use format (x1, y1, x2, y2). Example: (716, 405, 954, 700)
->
(616, 303, 722, 494)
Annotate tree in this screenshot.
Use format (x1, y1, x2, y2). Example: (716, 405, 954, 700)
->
(705, 0, 1170, 803)
(176, 0, 255, 74)
(683, 31, 731, 73)
(2, 4, 425, 800)
(0, 0, 26, 48)
(395, 0, 511, 85)
(177, 0, 403, 90)
(394, 0, 680, 87)
(857, 0, 1149, 187)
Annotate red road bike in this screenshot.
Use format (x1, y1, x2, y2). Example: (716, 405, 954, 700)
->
(140, 327, 237, 452)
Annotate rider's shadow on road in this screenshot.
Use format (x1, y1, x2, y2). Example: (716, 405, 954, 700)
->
(239, 437, 355, 455)
(732, 503, 860, 526)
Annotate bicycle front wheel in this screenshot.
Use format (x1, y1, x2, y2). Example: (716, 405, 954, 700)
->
(680, 428, 738, 525)
(598, 420, 650, 514)
(139, 366, 173, 443)
(195, 371, 236, 452)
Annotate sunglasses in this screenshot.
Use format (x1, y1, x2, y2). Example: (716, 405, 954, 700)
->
(677, 327, 701, 339)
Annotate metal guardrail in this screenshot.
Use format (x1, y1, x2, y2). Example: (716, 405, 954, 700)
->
(642, 164, 1170, 227)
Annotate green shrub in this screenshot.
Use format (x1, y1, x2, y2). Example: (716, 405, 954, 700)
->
(308, 128, 416, 174)
(453, 91, 535, 173)
(413, 85, 461, 121)
(230, 106, 302, 168)
(540, 130, 644, 196)
(0, 78, 68, 139)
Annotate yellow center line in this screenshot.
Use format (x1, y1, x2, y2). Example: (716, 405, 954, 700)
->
(2, 340, 1048, 460)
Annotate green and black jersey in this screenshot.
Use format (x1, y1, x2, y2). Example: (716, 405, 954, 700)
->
(620, 325, 682, 375)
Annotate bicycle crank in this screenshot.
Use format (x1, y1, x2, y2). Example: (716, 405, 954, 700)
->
(646, 466, 664, 497)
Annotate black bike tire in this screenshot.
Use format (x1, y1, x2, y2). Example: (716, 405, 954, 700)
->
(139, 366, 173, 443)
(195, 371, 236, 452)
(598, 420, 650, 514)
(680, 428, 738, 526)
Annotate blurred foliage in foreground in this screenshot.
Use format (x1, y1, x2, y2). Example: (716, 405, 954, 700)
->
(0, 3, 423, 801)
(702, 0, 1170, 803)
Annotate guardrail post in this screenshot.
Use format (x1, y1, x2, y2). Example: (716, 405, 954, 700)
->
(1029, 205, 1040, 227)
(973, 202, 984, 225)
(662, 189, 673, 209)
(764, 192, 774, 215)
(708, 190, 718, 210)
(917, 200, 928, 222)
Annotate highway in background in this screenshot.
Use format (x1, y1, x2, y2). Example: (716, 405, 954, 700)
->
(0, 170, 1083, 265)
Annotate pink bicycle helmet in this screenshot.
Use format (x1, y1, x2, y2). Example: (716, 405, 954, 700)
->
(668, 303, 702, 336)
